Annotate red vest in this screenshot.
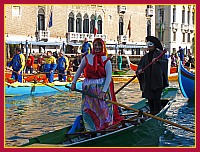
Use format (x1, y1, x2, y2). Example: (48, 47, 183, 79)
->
(84, 56, 109, 79)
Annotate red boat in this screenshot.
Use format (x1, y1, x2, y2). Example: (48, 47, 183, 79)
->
(129, 62, 177, 74)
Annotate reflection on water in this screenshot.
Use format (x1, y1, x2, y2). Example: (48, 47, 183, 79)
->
(5, 82, 195, 147)
(159, 88, 195, 147)
(5, 92, 82, 146)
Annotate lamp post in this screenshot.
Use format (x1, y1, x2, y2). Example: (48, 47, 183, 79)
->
(115, 43, 118, 70)
(25, 39, 29, 62)
(62, 41, 66, 53)
(30, 36, 33, 53)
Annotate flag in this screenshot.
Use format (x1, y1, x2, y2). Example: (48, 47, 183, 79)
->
(48, 7, 53, 28)
(127, 18, 131, 38)
(94, 13, 98, 37)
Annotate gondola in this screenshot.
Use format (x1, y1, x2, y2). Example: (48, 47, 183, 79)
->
(178, 61, 195, 101)
(20, 87, 178, 147)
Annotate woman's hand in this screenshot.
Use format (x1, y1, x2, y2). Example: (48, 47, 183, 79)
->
(99, 91, 106, 100)
(71, 83, 76, 91)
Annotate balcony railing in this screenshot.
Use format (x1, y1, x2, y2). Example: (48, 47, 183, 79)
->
(36, 30, 50, 41)
(146, 7, 154, 17)
(117, 5, 127, 14)
(172, 22, 178, 29)
(66, 32, 107, 42)
(181, 23, 189, 33)
(189, 24, 195, 32)
(117, 35, 128, 43)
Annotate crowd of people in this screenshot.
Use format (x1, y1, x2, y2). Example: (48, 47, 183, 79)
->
(6, 48, 79, 83)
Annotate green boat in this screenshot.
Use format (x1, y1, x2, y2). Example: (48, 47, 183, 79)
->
(21, 87, 178, 147)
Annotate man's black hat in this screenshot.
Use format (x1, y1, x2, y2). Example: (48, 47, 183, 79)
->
(146, 36, 163, 50)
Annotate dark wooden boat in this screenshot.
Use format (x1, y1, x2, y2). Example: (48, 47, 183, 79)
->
(178, 61, 195, 101)
(20, 87, 178, 147)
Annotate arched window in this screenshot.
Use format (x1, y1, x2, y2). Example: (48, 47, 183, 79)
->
(38, 8, 45, 30)
(182, 6, 185, 24)
(188, 6, 191, 24)
(173, 5, 176, 22)
(68, 12, 74, 32)
(97, 15, 102, 34)
(76, 13, 82, 33)
(90, 14, 95, 33)
(192, 6, 195, 25)
(119, 17, 124, 35)
(83, 14, 89, 33)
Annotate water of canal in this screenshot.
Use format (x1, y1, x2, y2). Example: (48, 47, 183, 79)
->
(5, 81, 195, 147)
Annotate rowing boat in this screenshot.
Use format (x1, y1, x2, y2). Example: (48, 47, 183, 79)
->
(21, 87, 178, 147)
(5, 72, 59, 83)
(129, 62, 177, 74)
(5, 81, 82, 97)
(112, 73, 178, 83)
(178, 61, 195, 101)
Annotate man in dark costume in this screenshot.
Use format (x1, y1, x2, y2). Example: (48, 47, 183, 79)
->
(136, 36, 169, 115)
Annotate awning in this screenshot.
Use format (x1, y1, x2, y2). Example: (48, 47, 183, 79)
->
(67, 42, 82, 47)
(5, 40, 63, 46)
(5, 40, 147, 49)
(5, 40, 25, 44)
(106, 44, 147, 49)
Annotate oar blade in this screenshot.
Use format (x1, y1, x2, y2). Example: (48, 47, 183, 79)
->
(31, 85, 35, 93)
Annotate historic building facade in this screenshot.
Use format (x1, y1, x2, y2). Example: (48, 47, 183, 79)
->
(5, 4, 155, 55)
(155, 5, 195, 55)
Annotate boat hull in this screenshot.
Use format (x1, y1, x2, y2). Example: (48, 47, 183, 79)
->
(178, 61, 195, 101)
(112, 73, 178, 83)
(21, 87, 178, 147)
(130, 62, 177, 74)
(5, 81, 82, 96)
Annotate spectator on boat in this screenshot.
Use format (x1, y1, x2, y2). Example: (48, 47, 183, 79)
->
(25, 53, 35, 74)
(6, 47, 25, 83)
(175, 53, 180, 66)
(177, 46, 184, 61)
(71, 38, 123, 131)
(57, 51, 69, 82)
(37, 54, 45, 72)
(136, 36, 169, 115)
(171, 53, 177, 67)
(44, 51, 57, 83)
(117, 51, 122, 70)
(72, 53, 81, 72)
(185, 54, 195, 69)
(81, 37, 92, 57)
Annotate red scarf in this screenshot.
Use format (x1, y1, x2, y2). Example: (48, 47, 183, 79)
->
(92, 38, 107, 72)
(92, 51, 106, 72)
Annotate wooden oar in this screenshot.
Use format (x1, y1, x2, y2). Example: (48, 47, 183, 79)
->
(66, 86, 195, 133)
(114, 49, 167, 94)
(6, 69, 34, 76)
(40, 82, 65, 93)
